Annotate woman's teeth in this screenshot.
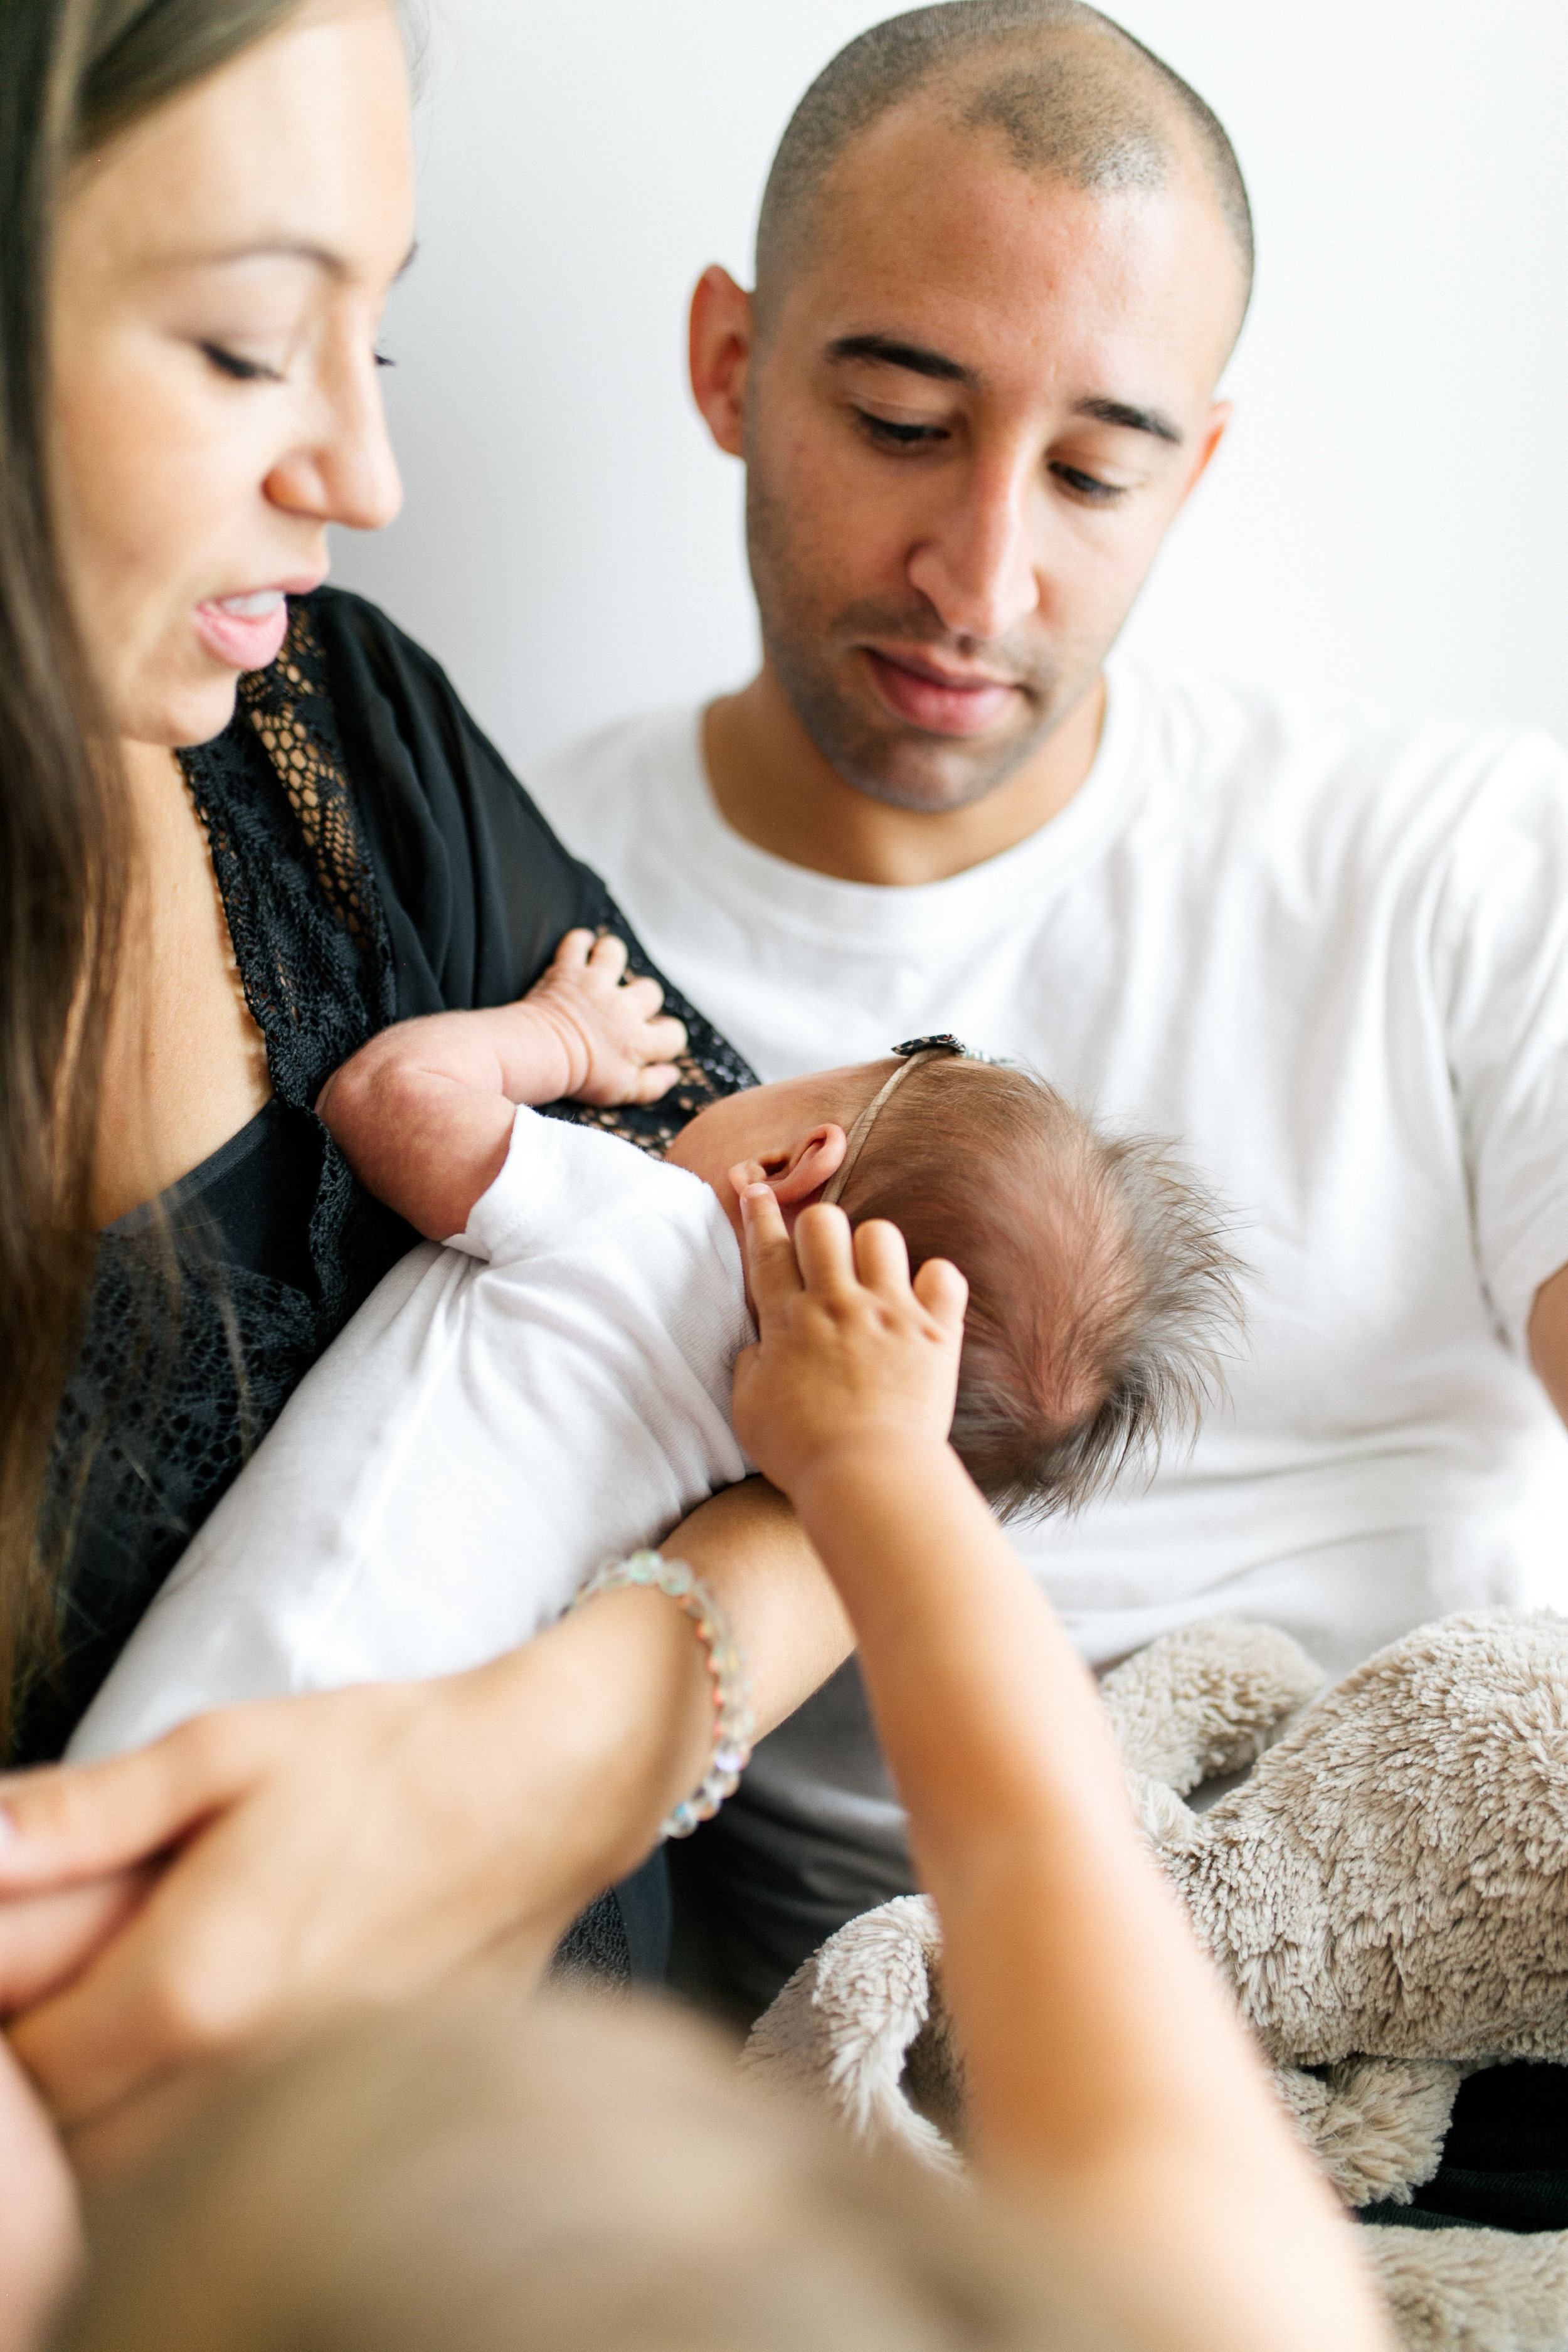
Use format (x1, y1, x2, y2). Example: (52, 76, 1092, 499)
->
(215, 590, 284, 618)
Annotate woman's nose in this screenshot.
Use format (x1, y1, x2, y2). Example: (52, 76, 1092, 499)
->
(265, 349, 403, 534)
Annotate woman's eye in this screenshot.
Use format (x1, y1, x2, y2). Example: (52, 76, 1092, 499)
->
(200, 342, 283, 384)
(857, 410, 946, 450)
(374, 350, 396, 369)
(1051, 462, 1125, 506)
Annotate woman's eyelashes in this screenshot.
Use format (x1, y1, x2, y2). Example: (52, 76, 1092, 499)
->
(200, 341, 284, 384)
(198, 342, 396, 383)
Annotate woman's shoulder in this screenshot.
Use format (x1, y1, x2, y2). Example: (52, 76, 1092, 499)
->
(302, 583, 466, 728)
(290, 588, 610, 1015)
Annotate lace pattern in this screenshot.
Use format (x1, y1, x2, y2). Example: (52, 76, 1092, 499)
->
(33, 601, 753, 1762)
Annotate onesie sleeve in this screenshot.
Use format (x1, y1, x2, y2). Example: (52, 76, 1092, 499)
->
(1436, 729, 1568, 1351)
(454, 1106, 682, 1266)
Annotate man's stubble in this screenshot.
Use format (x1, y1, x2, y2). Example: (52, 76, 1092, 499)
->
(743, 433, 1113, 818)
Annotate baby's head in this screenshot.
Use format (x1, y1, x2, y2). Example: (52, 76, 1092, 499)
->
(669, 1047, 1241, 1517)
(59, 1981, 1116, 2352)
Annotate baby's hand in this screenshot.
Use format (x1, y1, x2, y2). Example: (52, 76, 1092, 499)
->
(730, 1187, 968, 1500)
(524, 931, 687, 1106)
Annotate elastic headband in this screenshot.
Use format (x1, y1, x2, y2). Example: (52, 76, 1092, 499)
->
(820, 1034, 969, 1209)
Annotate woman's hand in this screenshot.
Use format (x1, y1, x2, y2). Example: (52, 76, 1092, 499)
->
(729, 1186, 968, 1500)
(0, 1480, 847, 2171)
(0, 1592, 705, 2169)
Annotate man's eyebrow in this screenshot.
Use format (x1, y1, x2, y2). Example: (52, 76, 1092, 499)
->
(825, 332, 976, 387)
(1073, 395, 1183, 446)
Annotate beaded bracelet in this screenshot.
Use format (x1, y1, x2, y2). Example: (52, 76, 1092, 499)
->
(571, 1551, 756, 1840)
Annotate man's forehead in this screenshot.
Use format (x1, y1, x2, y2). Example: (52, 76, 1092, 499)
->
(788, 109, 1243, 392)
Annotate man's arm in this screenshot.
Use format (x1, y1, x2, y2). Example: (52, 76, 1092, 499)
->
(1528, 1262, 1568, 1421)
(315, 930, 685, 1238)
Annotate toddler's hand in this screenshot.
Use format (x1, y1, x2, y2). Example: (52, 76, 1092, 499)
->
(731, 1187, 968, 1499)
(524, 931, 686, 1106)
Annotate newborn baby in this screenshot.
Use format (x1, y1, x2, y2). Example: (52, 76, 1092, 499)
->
(72, 936, 1237, 1859)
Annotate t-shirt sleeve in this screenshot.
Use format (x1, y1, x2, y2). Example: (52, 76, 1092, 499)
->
(1436, 731, 1568, 1350)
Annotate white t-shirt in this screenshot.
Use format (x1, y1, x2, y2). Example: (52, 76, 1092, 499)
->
(72, 1110, 755, 1764)
(530, 668, 1568, 1909)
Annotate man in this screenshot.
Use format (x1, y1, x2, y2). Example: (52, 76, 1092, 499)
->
(531, 0, 1568, 2010)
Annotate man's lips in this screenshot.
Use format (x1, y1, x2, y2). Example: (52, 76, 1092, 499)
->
(193, 576, 324, 674)
(860, 646, 1021, 738)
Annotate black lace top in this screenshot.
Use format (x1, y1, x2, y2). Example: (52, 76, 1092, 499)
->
(26, 590, 756, 1766)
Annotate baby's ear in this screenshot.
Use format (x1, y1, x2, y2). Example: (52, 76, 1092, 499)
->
(770, 1123, 847, 1205)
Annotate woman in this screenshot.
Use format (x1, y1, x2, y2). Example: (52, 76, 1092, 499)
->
(0, 0, 847, 2159)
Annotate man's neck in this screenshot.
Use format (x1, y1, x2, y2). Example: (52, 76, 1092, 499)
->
(702, 664, 1106, 888)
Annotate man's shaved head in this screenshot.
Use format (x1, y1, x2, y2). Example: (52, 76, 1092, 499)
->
(756, 1, 1253, 331)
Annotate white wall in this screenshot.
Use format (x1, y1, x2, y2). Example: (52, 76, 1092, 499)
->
(332, 0, 1568, 775)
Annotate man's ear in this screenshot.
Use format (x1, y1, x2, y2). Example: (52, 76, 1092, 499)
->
(728, 1124, 847, 1209)
(689, 265, 754, 460)
(1177, 398, 1234, 512)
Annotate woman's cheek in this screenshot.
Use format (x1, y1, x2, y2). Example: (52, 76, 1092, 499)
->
(54, 359, 258, 744)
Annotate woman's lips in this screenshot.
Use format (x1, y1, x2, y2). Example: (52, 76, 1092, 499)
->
(861, 647, 1019, 738)
(193, 590, 293, 673)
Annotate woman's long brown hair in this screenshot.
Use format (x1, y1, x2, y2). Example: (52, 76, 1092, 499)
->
(0, 0, 309, 1747)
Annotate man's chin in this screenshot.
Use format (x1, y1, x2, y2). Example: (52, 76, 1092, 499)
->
(832, 730, 1043, 815)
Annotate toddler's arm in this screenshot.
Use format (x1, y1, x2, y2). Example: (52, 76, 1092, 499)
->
(315, 930, 686, 1239)
(730, 1189, 1392, 2352)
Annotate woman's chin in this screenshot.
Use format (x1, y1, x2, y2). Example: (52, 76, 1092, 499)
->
(117, 670, 245, 755)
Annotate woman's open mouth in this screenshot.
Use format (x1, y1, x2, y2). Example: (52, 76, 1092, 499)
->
(193, 588, 294, 673)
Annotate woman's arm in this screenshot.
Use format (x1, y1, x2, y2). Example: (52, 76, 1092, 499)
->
(0, 1478, 847, 2171)
(315, 929, 686, 1239)
(729, 1190, 1392, 2352)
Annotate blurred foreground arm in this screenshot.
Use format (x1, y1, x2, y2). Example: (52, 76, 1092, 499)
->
(730, 1187, 1393, 2352)
(0, 1476, 847, 2171)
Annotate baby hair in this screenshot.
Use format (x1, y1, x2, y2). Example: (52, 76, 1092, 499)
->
(841, 1060, 1241, 1518)
(58, 1981, 1120, 2352)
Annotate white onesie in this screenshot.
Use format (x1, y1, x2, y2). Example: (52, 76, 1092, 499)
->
(70, 1109, 755, 1762)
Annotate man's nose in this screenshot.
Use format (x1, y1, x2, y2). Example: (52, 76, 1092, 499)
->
(906, 456, 1041, 643)
(265, 347, 404, 536)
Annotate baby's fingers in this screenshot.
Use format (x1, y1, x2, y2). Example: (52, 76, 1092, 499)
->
(637, 1011, 687, 1064)
(851, 1217, 914, 1298)
(586, 933, 630, 983)
(549, 928, 597, 973)
(913, 1254, 969, 1339)
(625, 1062, 682, 1104)
(738, 1182, 806, 1316)
(791, 1202, 860, 1296)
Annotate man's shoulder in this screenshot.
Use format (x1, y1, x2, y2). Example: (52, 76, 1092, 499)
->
(529, 706, 704, 853)
(1118, 658, 1568, 832)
